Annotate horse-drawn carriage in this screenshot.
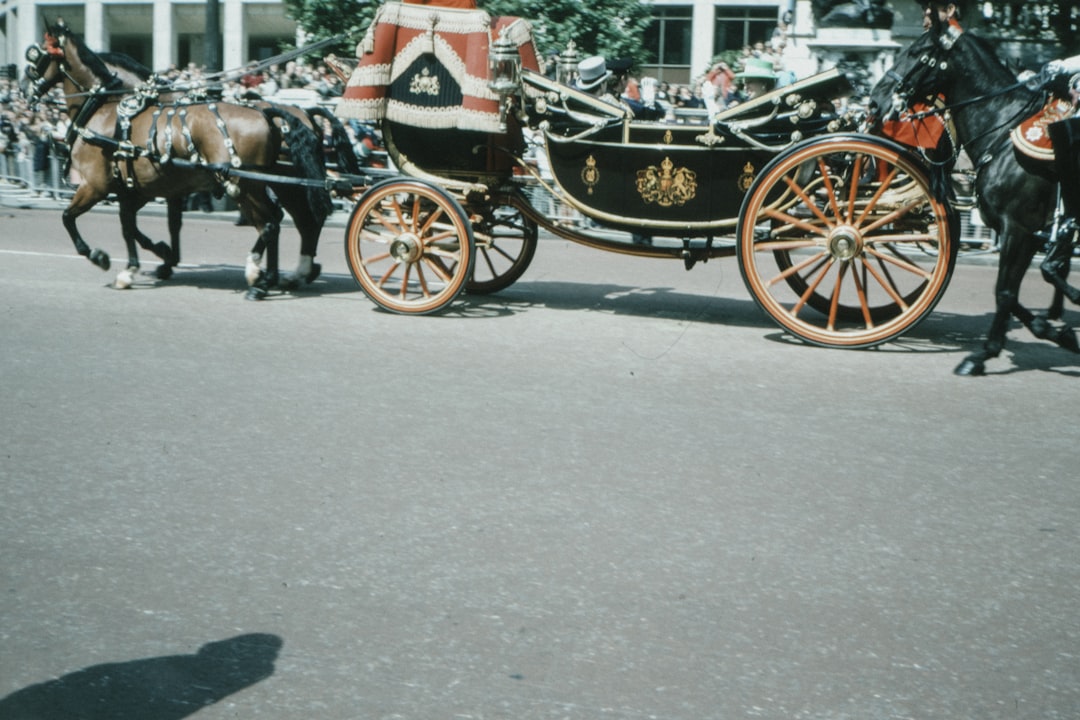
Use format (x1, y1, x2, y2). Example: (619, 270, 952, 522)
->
(329, 0, 957, 349)
(24, 5, 959, 350)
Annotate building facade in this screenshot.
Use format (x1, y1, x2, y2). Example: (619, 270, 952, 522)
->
(1, 0, 300, 77)
(1, 0, 925, 84)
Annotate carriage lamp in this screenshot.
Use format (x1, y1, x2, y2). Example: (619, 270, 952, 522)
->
(488, 33, 522, 132)
(556, 41, 579, 86)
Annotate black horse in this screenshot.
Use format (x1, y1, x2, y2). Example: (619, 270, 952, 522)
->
(867, 23, 1080, 374)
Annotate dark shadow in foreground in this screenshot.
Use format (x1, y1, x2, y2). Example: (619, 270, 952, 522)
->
(0, 633, 282, 720)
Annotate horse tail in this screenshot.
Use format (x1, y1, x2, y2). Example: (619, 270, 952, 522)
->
(305, 106, 362, 175)
(260, 107, 334, 223)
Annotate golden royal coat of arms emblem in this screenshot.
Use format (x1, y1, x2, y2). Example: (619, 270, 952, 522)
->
(636, 156, 697, 207)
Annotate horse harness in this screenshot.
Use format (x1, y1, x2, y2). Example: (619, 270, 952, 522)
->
(884, 24, 1047, 190)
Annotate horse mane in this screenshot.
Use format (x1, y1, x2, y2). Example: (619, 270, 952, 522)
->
(50, 25, 131, 85)
(99, 52, 153, 80)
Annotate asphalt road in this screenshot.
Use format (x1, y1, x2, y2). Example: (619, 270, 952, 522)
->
(2, 204, 1079, 719)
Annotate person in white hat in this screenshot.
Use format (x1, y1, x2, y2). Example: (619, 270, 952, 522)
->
(575, 55, 613, 96)
(575, 55, 663, 120)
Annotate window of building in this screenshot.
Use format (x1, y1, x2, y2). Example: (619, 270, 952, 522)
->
(714, 5, 777, 53)
(644, 6, 694, 66)
(110, 36, 151, 68)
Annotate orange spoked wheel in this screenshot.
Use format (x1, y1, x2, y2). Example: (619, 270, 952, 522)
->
(345, 179, 475, 314)
(736, 135, 957, 348)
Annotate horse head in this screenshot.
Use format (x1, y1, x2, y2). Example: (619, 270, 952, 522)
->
(24, 19, 114, 104)
(22, 21, 71, 101)
(867, 28, 954, 132)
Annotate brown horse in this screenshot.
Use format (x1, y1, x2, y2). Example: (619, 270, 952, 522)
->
(25, 21, 332, 295)
(81, 54, 359, 288)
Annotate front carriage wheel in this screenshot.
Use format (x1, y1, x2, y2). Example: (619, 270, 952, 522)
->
(344, 179, 475, 314)
(735, 135, 956, 349)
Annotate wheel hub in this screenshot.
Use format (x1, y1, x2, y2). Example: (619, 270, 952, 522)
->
(828, 225, 863, 261)
(390, 233, 423, 263)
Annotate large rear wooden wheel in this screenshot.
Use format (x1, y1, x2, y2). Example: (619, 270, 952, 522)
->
(345, 179, 475, 314)
(736, 135, 956, 348)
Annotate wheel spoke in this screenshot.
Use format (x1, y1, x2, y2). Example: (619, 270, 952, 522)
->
(422, 256, 453, 283)
(816, 157, 844, 222)
(763, 207, 830, 238)
(793, 257, 835, 316)
(418, 206, 446, 236)
(753, 237, 821, 252)
(848, 260, 873, 326)
(864, 245, 933, 279)
(860, 199, 926, 235)
(854, 166, 899, 227)
(767, 251, 829, 288)
(865, 232, 937, 244)
(377, 260, 401, 289)
(827, 261, 850, 330)
(781, 173, 837, 229)
(859, 256, 908, 308)
(415, 262, 431, 298)
(844, 153, 864, 224)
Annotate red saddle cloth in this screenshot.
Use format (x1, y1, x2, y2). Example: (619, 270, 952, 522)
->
(1010, 97, 1076, 161)
(880, 97, 948, 150)
(336, 0, 541, 133)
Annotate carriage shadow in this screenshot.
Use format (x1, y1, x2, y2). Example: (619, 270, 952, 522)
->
(457, 279, 991, 356)
(0, 633, 282, 720)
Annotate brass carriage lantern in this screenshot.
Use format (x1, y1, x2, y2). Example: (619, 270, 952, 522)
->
(556, 41, 579, 86)
(488, 32, 522, 132)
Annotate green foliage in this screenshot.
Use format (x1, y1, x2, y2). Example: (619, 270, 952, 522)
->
(280, 0, 656, 66)
(482, 0, 654, 62)
(279, 0, 378, 57)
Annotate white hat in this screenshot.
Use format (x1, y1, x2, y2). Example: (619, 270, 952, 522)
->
(575, 55, 611, 91)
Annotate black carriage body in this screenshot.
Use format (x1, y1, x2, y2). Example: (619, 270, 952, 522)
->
(544, 128, 773, 237)
(532, 68, 854, 238)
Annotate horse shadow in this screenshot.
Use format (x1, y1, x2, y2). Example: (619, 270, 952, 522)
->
(120, 264, 360, 300)
(0, 633, 282, 720)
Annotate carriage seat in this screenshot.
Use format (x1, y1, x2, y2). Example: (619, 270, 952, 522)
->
(336, 0, 541, 134)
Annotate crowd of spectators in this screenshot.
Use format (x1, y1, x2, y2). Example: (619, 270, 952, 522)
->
(584, 18, 798, 125)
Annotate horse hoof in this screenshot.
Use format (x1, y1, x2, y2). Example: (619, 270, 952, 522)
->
(954, 358, 985, 376)
(1059, 329, 1080, 354)
(306, 263, 322, 284)
(114, 268, 135, 289)
(155, 264, 174, 280)
(245, 286, 268, 301)
(90, 249, 111, 271)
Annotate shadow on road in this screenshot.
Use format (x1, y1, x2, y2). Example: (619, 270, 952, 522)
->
(119, 264, 360, 300)
(0, 633, 282, 720)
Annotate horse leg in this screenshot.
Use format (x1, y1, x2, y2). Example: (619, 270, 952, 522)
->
(62, 185, 111, 271)
(277, 188, 324, 291)
(1040, 225, 1080, 312)
(117, 194, 178, 286)
(955, 228, 1039, 375)
(114, 196, 144, 289)
(158, 196, 184, 280)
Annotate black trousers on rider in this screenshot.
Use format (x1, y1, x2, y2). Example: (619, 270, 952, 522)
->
(1049, 117, 1080, 224)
